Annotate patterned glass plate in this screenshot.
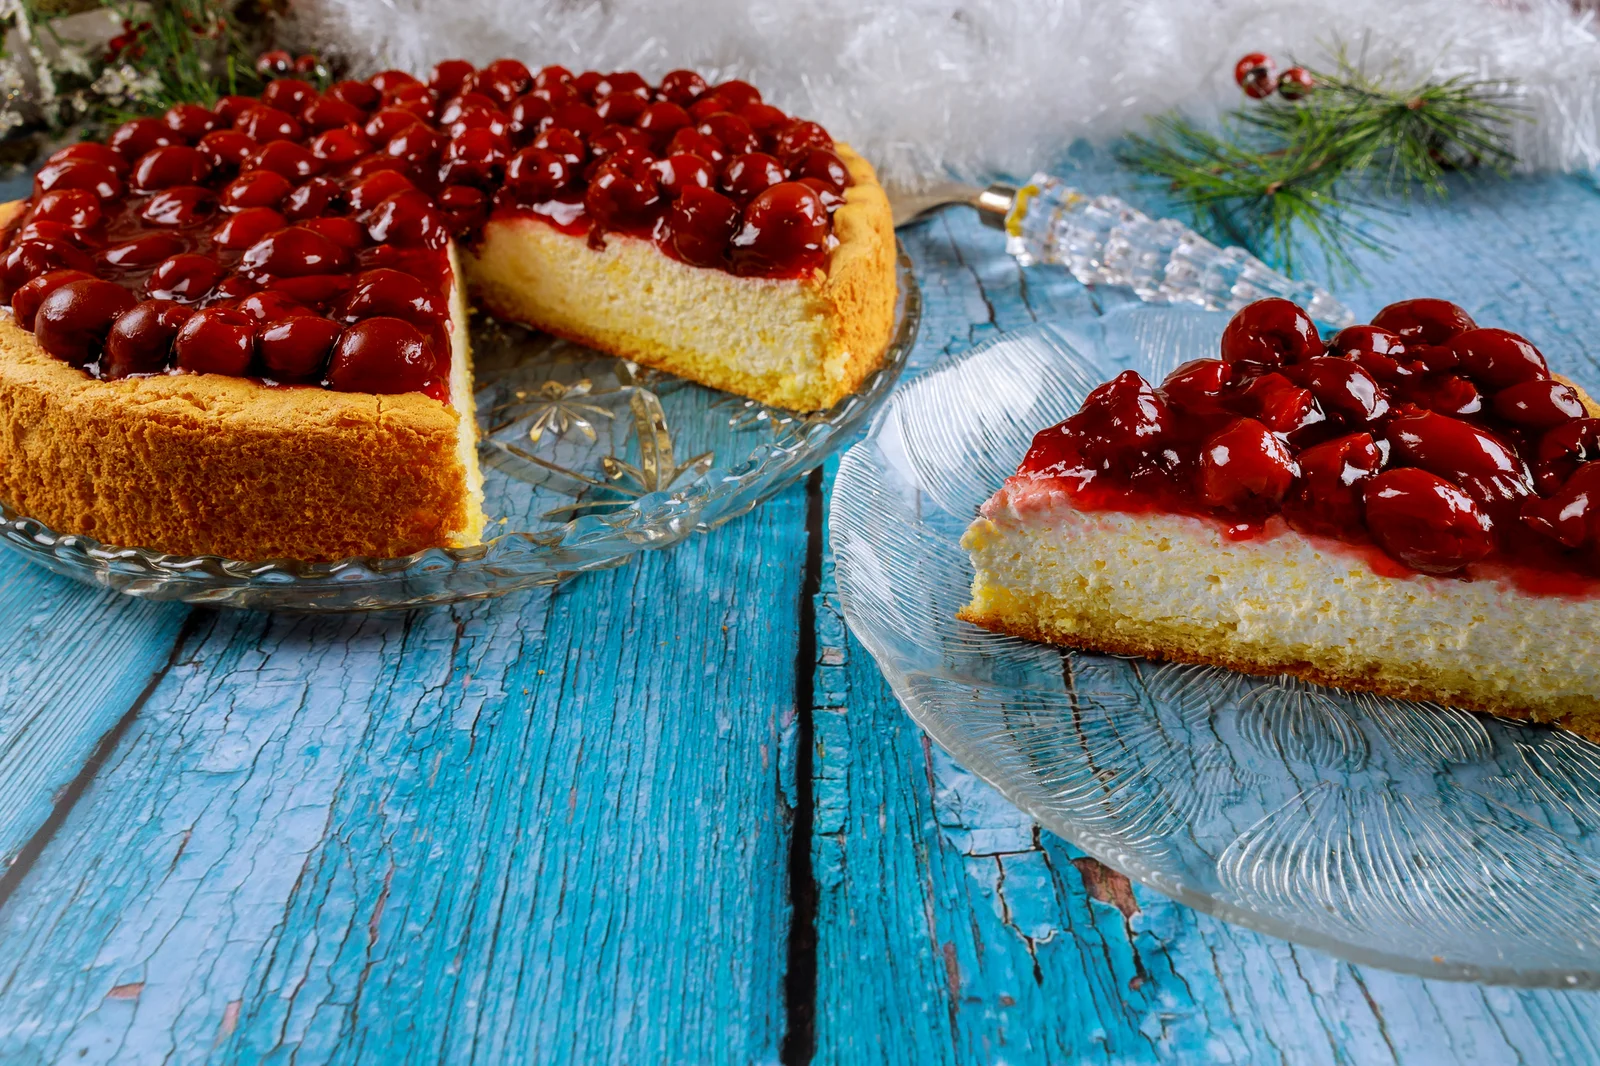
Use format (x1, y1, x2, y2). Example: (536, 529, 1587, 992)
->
(0, 250, 918, 611)
(830, 303, 1600, 988)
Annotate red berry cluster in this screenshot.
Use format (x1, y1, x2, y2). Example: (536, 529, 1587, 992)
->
(0, 58, 851, 396)
(1017, 297, 1600, 583)
(1233, 53, 1314, 101)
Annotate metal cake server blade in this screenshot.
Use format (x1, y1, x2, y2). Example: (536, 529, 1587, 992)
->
(883, 174, 1354, 329)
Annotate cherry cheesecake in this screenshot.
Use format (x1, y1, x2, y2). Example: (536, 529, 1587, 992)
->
(0, 60, 896, 561)
(960, 297, 1600, 740)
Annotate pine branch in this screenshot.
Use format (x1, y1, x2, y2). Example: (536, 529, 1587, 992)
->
(1118, 42, 1521, 281)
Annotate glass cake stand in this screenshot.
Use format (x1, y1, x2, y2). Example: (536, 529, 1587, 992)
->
(0, 249, 919, 611)
(830, 303, 1600, 987)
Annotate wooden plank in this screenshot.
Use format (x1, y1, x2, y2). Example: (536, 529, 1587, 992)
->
(811, 185, 1600, 1064)
(0, 481, 807, 1064)
(0, 556, 188, 871)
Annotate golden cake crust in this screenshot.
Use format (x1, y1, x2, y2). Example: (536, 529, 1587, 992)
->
(0, 199, 475, 562)
(463, 142, 897, 411)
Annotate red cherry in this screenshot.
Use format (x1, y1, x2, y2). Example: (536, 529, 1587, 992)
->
(174, 306, 257, 375)
(585, 155, 663, 230)
(664, 128, 726, 169)
(729, 182, 830, 276)
(1396, 372, 1482, 417)
(505, 147, 570, 202)
(109, 118, 178, 161)
(333, 268, 446, 326)
(1371, 299, 1475, 345)
(1493, 378, 1585, 429)
(368, 69, 422, 94)
(298, 216, 366, 249)
(256, 49, 293, 77)
(46, 142, 129, 174)
(535, 65, 574, 92)
(33, 279, 137, 367)
(790, 147, 852, 192)
(243, 140, 323, 180)
(363, 107, 424, 144)
(301, 94, 367, 132)
(661, 186, 740, 267)
(1283, 432, 1385, 538)
(236, 291, 308, 322)
(444, 102, 510, 140)
(509, 95, 555, 143)
(531, 128, 587, 171)
(658, 70, 709, 106)
(1237, 371, 1320, 434)
(1523, 463, 1600, 550)
(740, 103, 789, 137)
(596, 93, 647, 126)
(103, 299, 192, 378)
(212, 95, 259, 125)
(1021, 371, 1173, 483)
(33, 159, 124, 201)
(2, 238, 96, 301)
(310, 127, 373, 164)
(1279, 356, 1390, 424)
(1220, 298, 1320, 371)
(697, 113, 759, 157)
(1364, 468, 1493, 573)
(343, 153, 412, 180)
(1198, 417, 1299, 509)
(437, 184, 489, 233)
(99, 233, 188, 270)
(550, 103, 604, 140)
(212, 207, 287, 250)
(1533, 418, 1600, 493)
(687, 95, 732, 123)
(1234, 53, 1277, 99)
(347, 170, 418, 212)
(259, 314, 342, 381)
(264, 274, 355, 310)
(222, 169, 294, 211)
(1329, 323, 1416, 384)
(594, 71, 650, 101)
(711, 80, 761, 110)
(326, 316, 434, 393)
(719, 152, 786, 202)
(438, 92, 499, 125)
(385, 125, 446, 170)
(328, 80, 381, 111)
(283, 177, 341, 221)
(146, 254, 223, 302)
(211, 273, 261, 301)
(197, 130, 257, 171)
(262, 77, 315, 114)
(365, 191, 447, 248)
(241, 227, 350, 278)
(771, 120, 833, 162)
(1446, 327, 1549, 389)
(163, 103, 218, 141)
(31, 189, 103, 229)
(11, 269, 94, 331)
(235, 105, 304, 144)
(1160, 358, 1232, 414)
(635, 102, 691, 152)
(1383, 407, 1532, 522)
(294, 54, 322, 76)
(141, 185, 216, 227)
(482, 59, 534, 101)
(651, 154, 714, 199)
(586, 126, 651, 169)
(438, 128, 508, 187)
(430, 59, 476, 98)
(15, 220, 86, 248)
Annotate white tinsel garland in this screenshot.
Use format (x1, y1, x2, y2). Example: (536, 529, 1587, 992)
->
(289, 0, 1600, 187)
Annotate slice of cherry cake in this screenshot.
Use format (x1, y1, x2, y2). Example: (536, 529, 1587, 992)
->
(0, 59, 895, 561)
(960, 297, 1600, 740)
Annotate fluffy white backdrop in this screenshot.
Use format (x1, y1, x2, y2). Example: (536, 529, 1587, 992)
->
(289, 0, 1600, 186)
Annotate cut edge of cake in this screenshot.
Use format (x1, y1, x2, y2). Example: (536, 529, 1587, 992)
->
(460, 141, 897, 412)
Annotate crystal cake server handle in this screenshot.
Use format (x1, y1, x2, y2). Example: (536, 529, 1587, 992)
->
(894, 174, 1355, 329)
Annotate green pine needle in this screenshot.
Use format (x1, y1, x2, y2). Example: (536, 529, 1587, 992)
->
(1118, 42, 1521, 280)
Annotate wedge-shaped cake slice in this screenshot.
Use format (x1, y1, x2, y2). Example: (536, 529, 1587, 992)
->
(961, 297, 1600, 740)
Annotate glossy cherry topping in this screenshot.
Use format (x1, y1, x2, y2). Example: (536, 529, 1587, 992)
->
(2, 62, 845, 395)
(1014, 297, 1600, 590)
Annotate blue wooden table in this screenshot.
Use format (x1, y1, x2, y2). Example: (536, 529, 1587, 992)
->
(1, 151, 1599, 1064)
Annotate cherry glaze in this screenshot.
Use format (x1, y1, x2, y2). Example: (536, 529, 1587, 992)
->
(3, 61, 846, 395)
(1014, 297, 1600, 591)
